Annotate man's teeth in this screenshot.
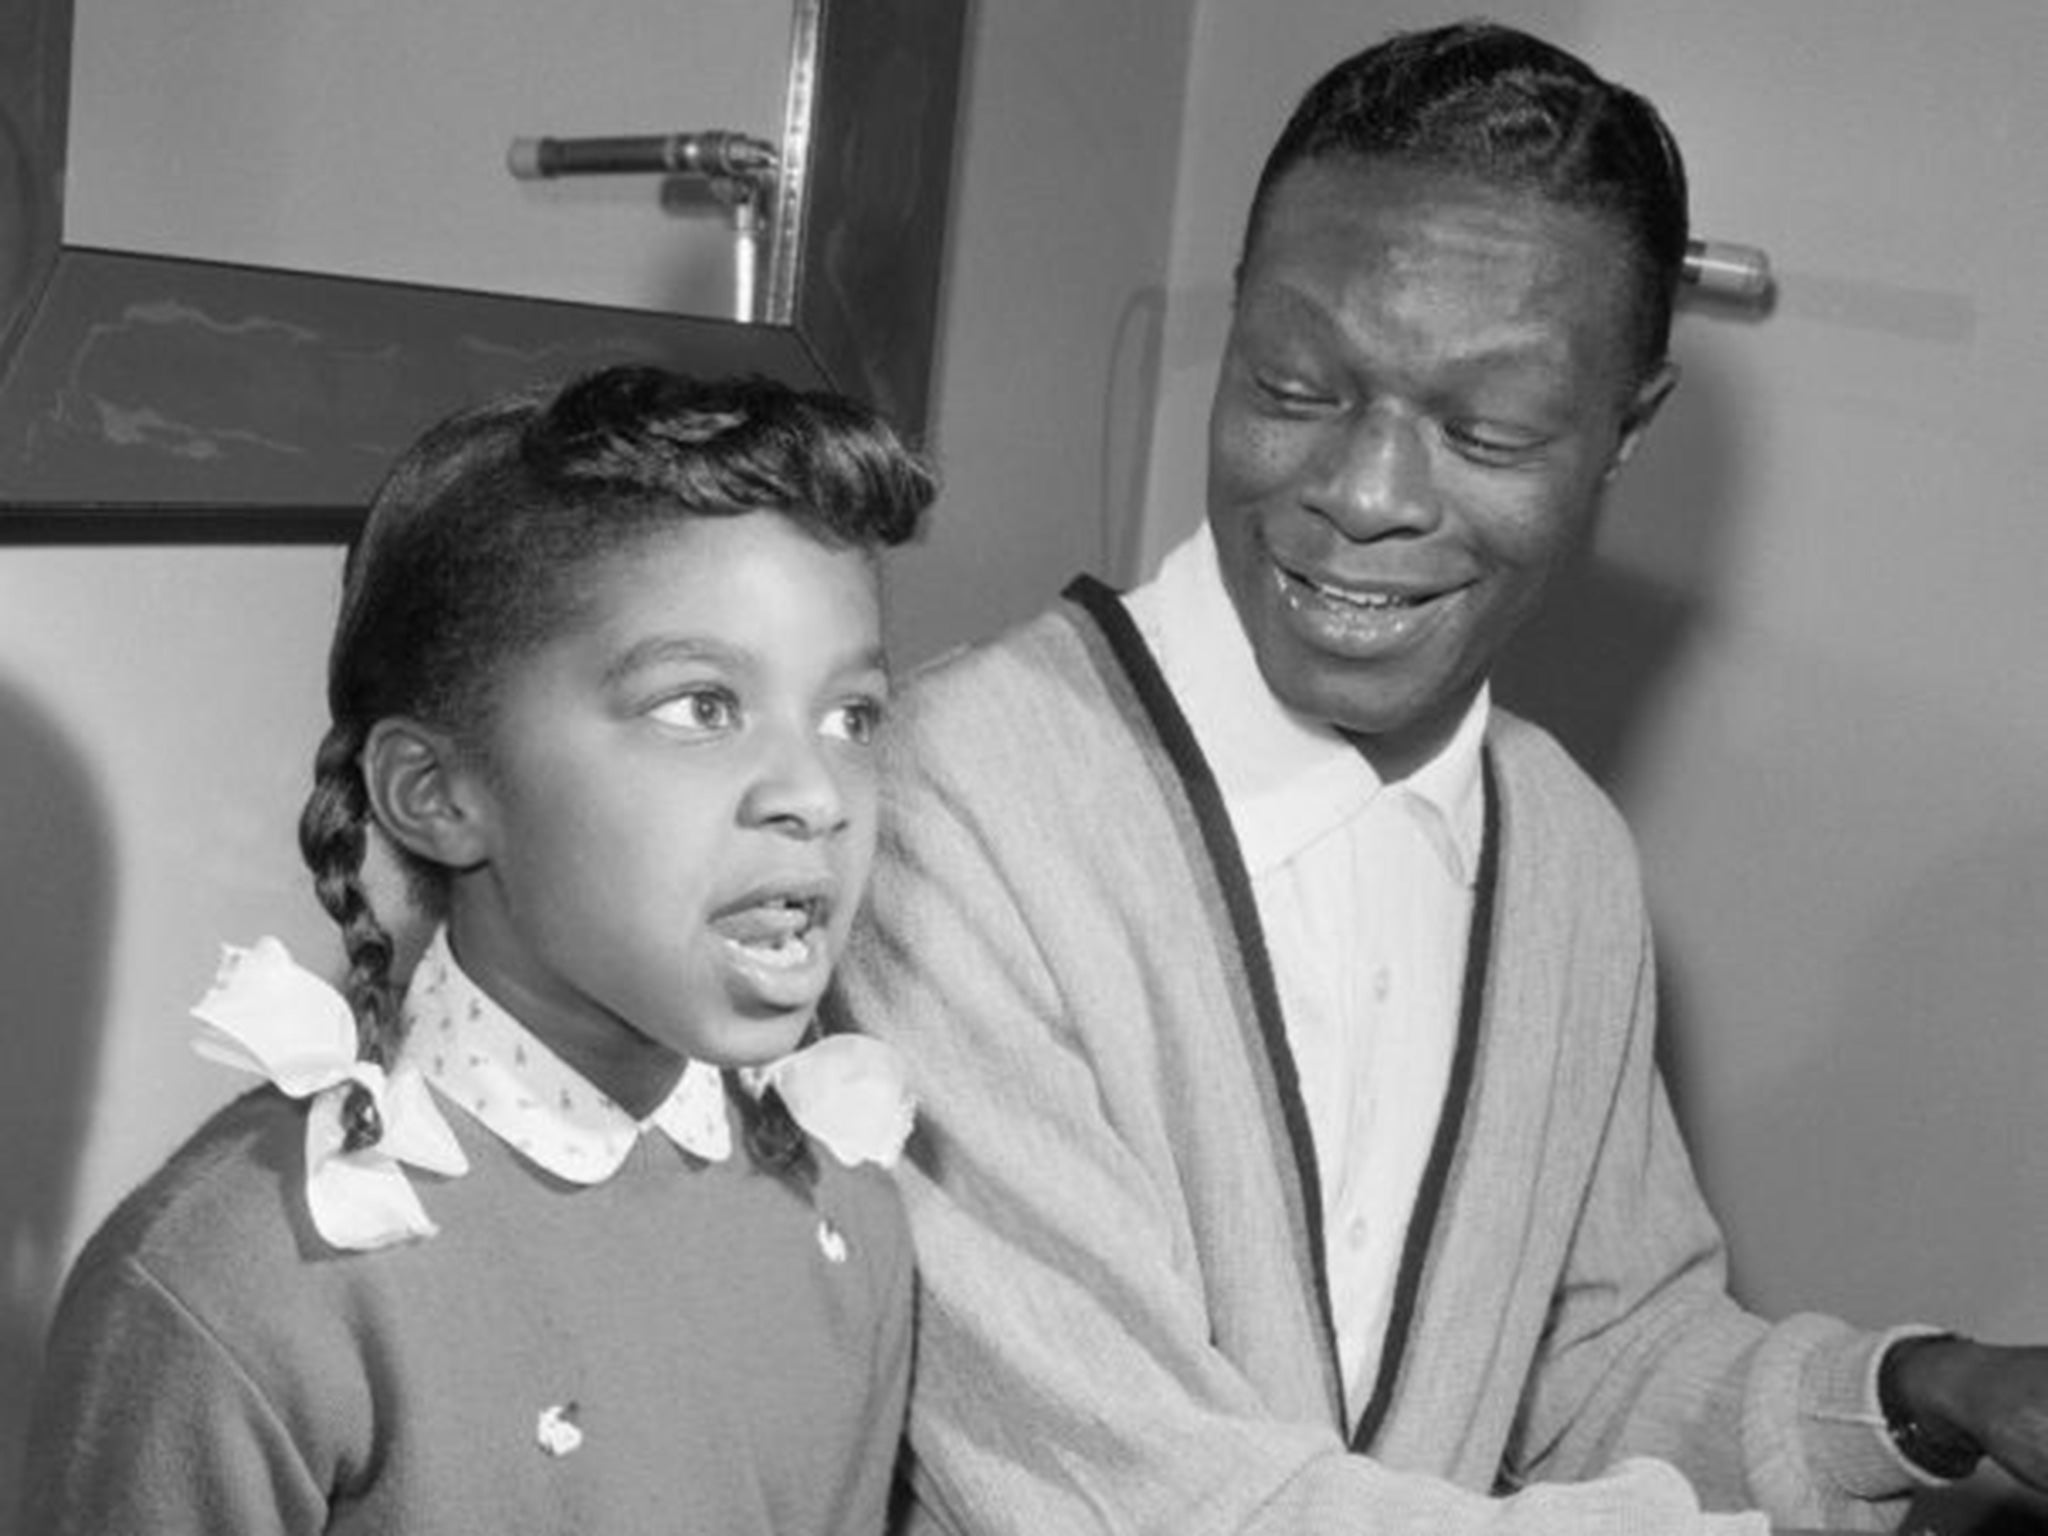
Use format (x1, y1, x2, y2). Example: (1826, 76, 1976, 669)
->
(1308, 577, 1421, 609)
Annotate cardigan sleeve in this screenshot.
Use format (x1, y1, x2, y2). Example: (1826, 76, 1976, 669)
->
(835, 665, 1767, 1536)
(1502, 905, 1919, 1532)
(20, 1249, 329, 1536)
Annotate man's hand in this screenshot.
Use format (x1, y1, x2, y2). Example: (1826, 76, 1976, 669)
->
(1891, 1336, 2048, 1490)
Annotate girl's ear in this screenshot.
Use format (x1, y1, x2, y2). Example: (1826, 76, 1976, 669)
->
(362, 717, 491, 871)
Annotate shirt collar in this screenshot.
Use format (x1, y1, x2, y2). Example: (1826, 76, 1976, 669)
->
(401, 928, 734, 1184)
(1124, 522, 1487, 886)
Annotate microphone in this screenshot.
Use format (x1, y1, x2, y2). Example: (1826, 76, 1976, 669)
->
(507, 131, 777, 182)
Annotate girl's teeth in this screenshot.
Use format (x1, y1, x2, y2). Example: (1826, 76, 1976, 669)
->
(714, 900, 816, 950)
(742, 931, 815, 969)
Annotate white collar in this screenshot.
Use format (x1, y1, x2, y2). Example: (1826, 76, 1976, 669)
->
(404, 929, 734, 1184)
(1124, 522, 1487, 885)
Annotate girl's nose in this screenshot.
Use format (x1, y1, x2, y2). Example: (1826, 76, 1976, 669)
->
(741, 727, 849, 839)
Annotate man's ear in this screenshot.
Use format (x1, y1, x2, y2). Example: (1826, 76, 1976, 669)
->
(363, 717, 492, 872)
(1604, 360, 1680, 483)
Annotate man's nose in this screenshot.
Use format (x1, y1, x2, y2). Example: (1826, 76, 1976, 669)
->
(1303, 405, 1438, 537)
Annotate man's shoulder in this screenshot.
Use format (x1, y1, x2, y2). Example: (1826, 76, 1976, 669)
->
(1485, 707, 1638, 858)
(890, 589, 1124, 752)
(1485, 706, 1598, 783)
(902, 589, 1096, 685)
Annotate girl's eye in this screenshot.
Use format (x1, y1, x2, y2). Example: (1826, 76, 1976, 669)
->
(821, 697, 886, 745)
(650, 686, 740, 734)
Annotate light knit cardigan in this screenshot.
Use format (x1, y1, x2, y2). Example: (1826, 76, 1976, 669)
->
(837, 579, 1923, 1536)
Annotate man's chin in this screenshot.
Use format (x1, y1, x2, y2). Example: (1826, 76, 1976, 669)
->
(1271, 669, 1470, 775)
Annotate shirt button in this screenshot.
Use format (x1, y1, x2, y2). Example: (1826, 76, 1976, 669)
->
(1371, 967, 1392, 1001)
(1347, 1216, 1369, 1249)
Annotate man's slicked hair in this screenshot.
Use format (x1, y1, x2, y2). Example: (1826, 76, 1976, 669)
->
(1242, 20, 1690, 376)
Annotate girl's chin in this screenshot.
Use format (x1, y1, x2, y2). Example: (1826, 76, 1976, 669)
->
(683, 1009, 819, 1070)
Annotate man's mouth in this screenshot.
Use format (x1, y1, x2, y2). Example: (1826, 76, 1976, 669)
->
(1273, 563, 1459, 652)
(1294, 573, 1431, 610)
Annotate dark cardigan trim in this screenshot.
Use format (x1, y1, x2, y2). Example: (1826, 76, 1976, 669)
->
(1061, 572, 1499, 1455)
(1060, 575, 1340, 1384)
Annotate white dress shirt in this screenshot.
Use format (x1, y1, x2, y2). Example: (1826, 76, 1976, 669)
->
(1125, 524, 1486, 1425)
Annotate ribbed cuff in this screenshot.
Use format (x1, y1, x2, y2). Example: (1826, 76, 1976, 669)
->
(1799, 1319, 1961, 1498)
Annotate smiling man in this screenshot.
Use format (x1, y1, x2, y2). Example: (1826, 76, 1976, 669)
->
(835, 19, 2048, 1536)
(1207, 151, 1672, 782)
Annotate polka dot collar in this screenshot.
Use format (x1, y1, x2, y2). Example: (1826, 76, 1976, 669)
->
(403, 929, 733, 1183)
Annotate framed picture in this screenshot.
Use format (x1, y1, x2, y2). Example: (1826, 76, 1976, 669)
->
(0, 0, 963, 540)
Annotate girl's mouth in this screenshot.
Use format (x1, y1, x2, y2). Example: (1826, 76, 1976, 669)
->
(710, 892, 837, 1014)
(712, 896, 825, 968)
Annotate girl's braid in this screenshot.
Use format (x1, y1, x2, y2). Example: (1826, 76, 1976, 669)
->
(298, 720, 401, 1150)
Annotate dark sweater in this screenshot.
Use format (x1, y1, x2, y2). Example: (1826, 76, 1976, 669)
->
(21, 1083, 911, 1535)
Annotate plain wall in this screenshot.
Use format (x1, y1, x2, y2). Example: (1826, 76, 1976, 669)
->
(1141, 0, 2048, 1520)
(0, 0, 1194, 1520)
(882, 2, 1193, 659)
(0, 546, 341, 1519)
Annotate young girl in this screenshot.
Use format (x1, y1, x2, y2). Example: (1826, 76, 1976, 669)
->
(20, 365, 935, 1535)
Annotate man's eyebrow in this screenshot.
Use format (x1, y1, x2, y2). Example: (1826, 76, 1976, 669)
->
(1435, 329, 1579, 374)
(1249, 282, 1577, 376)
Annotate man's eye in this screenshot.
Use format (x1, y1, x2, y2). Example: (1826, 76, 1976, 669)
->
(1445, 421, 1550, 465)
(822, 697, 886, 745)
(651, 687, 740, 734)
(1253, 373, 1339, 412)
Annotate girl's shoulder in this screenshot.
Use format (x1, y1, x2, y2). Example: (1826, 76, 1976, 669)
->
(59, 1087, 317, 1313)
(35, 1090, 413, 1520)
(47, 1084, 418, 1413)
(808, 1155, 913, 1285)
(812, 1152, 907, 1225)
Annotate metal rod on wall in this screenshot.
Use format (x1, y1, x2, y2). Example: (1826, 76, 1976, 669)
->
(506, 130, 777, 183)
(507, 130, 780, 323)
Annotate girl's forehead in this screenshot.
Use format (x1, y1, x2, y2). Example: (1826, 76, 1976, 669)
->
(572, 511, 882, 656)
